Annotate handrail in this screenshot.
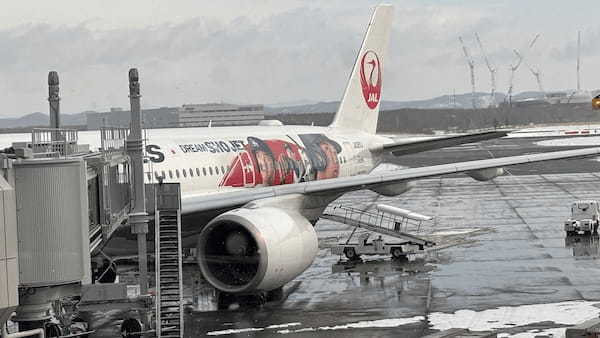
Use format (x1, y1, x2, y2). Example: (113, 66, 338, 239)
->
(325, 204, 431, 234)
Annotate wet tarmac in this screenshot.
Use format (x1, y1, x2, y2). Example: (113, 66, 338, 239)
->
(93, 136, 600, 337)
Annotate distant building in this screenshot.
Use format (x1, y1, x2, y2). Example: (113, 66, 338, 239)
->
(85, 107, 178, 130)
(177, 103, 264, 127)
(86, 103, 265, 130)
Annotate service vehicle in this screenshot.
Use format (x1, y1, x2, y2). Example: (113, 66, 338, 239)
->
(331, 233, 422, 260)
(565, 200, 600, 235)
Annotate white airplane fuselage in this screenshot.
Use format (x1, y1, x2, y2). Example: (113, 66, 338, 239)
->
(143, 125, 390, 196)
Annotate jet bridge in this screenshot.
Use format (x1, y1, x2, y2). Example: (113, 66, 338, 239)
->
(0, 69, 184, 338)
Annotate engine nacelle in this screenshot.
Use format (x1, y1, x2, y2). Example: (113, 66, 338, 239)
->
(370, 181, 414, 197)
(467, 167, 505, 181)
(197, 206, 318, 293)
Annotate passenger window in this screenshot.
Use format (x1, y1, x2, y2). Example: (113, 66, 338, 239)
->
(162, 170, 166, 179)
(221, 165, 226, 173)
(154, 171, 160, 179)
(196, 168, 201, 176)
(182, 169, 187, 178)
(215, 166, 219, 175)
(189, 168, 194, 177)
(146, 172, 151, 181)
(168, 170, 173, 179)
(209, 167, 213, 175)
(203, 168, 207, 176)
(175, 169, 180, 178)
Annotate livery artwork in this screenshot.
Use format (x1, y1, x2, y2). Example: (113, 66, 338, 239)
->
(145, 133, 343, 188)
(219, 134, 342, 187)
(359, 50, 381, 109)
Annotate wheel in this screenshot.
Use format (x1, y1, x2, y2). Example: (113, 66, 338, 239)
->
(217, 292, 236, 310)
(344, 248, 358, 260)
(120, 318, 142, 338)
(45, 323, 63, 338)
(266, 287, 284, 302)
(391, 247, 403, 259)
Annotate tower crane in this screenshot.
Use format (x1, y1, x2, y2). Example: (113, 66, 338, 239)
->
(475, 33, 497, 108)
(513, 49, 545, 99)
(507, 34, 539, 105)
(459, 36, 477, 109)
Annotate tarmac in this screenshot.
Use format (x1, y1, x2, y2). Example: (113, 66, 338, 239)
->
(92, 136, 600, 337)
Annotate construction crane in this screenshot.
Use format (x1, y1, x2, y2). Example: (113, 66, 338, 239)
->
(459, 36, 477, 109)
(475, 33, 497, 108)
(507, 34, 540, 105)
(513, 49, 545, 99)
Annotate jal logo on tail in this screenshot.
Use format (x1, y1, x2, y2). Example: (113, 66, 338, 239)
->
(359, 50, 381, 110)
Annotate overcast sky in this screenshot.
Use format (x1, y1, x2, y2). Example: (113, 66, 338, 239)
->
(1, 0, 598, 117)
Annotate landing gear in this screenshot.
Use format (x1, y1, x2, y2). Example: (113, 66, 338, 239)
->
(391, 247, 404, 260)
(266, 287, 284, 302)
(344, 247, 360, 260)
(120, 318, 142, 338)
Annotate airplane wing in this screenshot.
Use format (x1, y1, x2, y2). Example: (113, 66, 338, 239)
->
(182, 147, 600, 214)
(374, 130, 509, 156)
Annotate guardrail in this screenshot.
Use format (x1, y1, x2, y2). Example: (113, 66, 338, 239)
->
(100, 127, 129, 154)
(31, 128, 78, 156)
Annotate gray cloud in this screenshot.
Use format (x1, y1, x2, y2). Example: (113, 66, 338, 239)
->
(1, 2, 599, 118)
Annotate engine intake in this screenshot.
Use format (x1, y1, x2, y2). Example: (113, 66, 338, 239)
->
(197, 207, 318, 293)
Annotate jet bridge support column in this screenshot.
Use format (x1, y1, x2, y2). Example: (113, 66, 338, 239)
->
(48, 71, 60, 139)
(127, 68, 149, 295)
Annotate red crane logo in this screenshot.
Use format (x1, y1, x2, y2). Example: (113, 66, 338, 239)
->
(359, 50, 381, 109)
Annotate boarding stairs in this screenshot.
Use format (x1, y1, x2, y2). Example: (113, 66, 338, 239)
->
(154, 183, 184, 338)
(322, 204, 436, 248)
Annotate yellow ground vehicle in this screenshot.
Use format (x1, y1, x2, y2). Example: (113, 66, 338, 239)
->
(592, 95, 600, 109)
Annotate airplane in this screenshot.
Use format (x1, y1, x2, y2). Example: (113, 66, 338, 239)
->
(110, 4, 600, 304)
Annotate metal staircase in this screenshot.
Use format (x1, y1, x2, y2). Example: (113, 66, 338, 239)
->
(322, 204, 436, 248)
(154, 183, 184, 338)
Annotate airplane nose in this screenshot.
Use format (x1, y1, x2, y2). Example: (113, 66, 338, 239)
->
(225, 231, 250, 256)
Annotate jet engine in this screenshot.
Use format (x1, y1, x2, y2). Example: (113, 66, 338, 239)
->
(467, 167, 505, 181)
(197, 206, 318, 293)
(370, 181, 415, 196)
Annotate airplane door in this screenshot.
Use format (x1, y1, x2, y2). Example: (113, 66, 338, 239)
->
(240, 151, 256, 187)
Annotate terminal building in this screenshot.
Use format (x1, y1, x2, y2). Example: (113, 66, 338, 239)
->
(85, 103, 265, 130)
(177, 103, 265, 127)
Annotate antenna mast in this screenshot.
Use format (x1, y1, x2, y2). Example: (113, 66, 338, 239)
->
(459, 36, 477, 109)
(475, 33, 497, 108)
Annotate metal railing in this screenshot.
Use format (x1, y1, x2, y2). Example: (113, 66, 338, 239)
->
(31, 128, 78, 156)
(325, 204, 430, 234)
(100, 127, 129, 154)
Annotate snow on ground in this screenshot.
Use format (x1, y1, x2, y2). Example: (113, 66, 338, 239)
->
(277, 317, 426, 334)
(429, 300, 600, 333)
(536, 137, 600, 147)
(206, 301, 600, 336)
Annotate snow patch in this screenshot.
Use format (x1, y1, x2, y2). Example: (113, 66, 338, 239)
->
(536, 137, 600, 147)
(429, 300, 600, 332)
(277, 316, 425, 334)
(207, 322, 300, 336)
